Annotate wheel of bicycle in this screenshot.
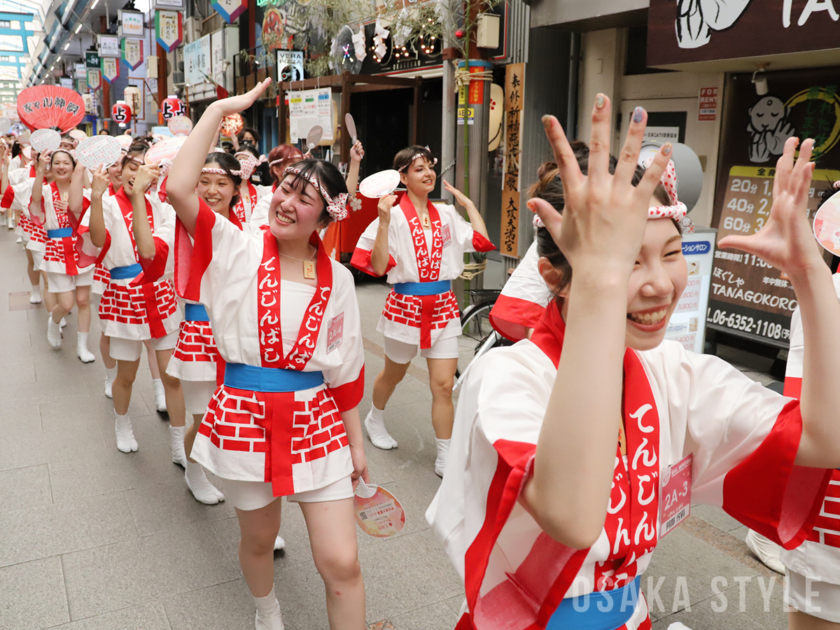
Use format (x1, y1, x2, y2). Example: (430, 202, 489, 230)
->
(456, 301, 496, 379)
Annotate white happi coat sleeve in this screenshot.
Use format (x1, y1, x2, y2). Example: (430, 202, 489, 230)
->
(489, 240, 552, 342)
(322, 264, 366, 412)
(649, 340, 831, 549)
(350, 216, 400, 276)
(442, 204, 496, 254)
(9, 168, 29, 186)
(249, 195, 271, 228)
(779, 273, 840, 582)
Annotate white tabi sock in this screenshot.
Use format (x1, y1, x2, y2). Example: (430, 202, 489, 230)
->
(435, 438, 451, 478)
(169, 425, 188, 467)
(184, 459, 223, 505)
(46, 316, 62, 348)
(364, 405, 398, 450)
(115, 413, 138, 453)
(29, 283, 41, 304)
(77, 332, 95, 363)
(152, 378, 167, 412)
(253, 587, 284, 630)
(104, 366, 117, 399)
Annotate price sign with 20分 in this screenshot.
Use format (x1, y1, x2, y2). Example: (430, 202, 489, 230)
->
(708, 166, 839, 347)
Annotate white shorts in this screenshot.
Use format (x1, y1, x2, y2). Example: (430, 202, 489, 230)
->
(182, 379, 217, 416)
(786, 570, 840, 623)
(221, 476, 354, 511)
(384, 333, 460, 364)
(46, 269, 94, 294)
(109, 329, 179, 362)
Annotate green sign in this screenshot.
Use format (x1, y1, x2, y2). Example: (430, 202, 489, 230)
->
(85, 51, 100, 68)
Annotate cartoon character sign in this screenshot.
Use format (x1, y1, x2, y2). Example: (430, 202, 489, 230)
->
(747, 96, 796, 163)
(675, 0, 751, 49)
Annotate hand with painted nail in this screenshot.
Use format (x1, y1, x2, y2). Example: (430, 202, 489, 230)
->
(719, 137, 822, 279)
(530, 97, 673, 279)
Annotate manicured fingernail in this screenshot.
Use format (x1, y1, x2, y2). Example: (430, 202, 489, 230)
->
(595, 94, 606, 109)
(632, 107, 644, 124)
(542, 115, 552, 129)
(662, 143, 672, 156)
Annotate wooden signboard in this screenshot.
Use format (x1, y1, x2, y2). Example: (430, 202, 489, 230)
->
(500, 63, 524, 258)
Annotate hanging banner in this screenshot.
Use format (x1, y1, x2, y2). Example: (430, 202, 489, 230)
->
(98, 35, 121, 58)
(121, 38, 144, 71)
(101, 57, 120, 84)
(212, 0, 247, 24)
(118, 10, 145, 38)
(76, 79, 86, 94)
(155, 10, 184, 53)
(500, 62, 524, 258)
(709, 68, 840, 348)
(87, 68, 101, 91)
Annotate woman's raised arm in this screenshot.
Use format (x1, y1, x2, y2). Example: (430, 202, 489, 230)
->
(28, 152, 50, 220)
(88, 166, 110, 249)
(167, 78, 271, 235)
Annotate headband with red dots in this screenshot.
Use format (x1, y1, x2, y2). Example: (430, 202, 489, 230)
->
(283, 165, 349, 221)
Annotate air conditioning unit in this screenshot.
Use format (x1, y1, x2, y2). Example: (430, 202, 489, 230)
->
(185, 17, 201, 43)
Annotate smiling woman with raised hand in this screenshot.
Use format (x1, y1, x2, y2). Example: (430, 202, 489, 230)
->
(165, 79, 368, 630)
(427, 96, 840, 630)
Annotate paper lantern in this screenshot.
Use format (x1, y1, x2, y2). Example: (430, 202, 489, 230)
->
(161, 95, 185, 122)
(17, 86, 85, 133)
(112, 101, 132, 125)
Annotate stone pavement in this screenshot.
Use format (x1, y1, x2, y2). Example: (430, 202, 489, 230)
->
(0, 222, 794, 630)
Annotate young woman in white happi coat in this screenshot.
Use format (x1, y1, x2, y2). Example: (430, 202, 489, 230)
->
(428, 98, 840, 630)
(87, 143, 186, 460)
(166, 79, 368, 630)
(29, 150, 98, 361)
(351, 145, 496, 476)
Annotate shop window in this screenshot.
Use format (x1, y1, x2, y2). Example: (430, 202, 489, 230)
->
(0, 21, 10, 28)
(0, 35, 23, 51)
(625, 26, 672, 76)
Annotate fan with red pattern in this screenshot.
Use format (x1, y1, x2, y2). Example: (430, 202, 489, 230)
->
(17, 86, 85, 133)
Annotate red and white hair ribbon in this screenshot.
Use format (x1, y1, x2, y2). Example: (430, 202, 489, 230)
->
(530, 157, 687, 229)
(234, 152, 267, 181)
(284, 165, 349, 221)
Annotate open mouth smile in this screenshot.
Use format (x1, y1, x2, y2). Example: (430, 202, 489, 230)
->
(627, 305, 670, 331)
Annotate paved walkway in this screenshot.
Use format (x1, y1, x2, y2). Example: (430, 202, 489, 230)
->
(0, 225, 793, 630)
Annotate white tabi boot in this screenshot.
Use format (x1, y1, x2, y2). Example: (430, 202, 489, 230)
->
(169, 425, 188, 467)
(77, 332, 95, 363)
(152, 378, 167, 412)
(29, 283, 41, 304)
(184, 459, 224, 505)
(104, 366, 117, 399)
(253, 587, 285, 630)
(435, 438, 451, 478)
(115, 413, 138, 453)
(364, 406, 398, 449)
(47, 316, 62, 348)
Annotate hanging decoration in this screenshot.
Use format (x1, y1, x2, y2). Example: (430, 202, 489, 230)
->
(330, 26, 362, 75)
(17, 86, 86, 132)
(371, 17, 390, 62)
(155, 10, 184, 53)
(352, 25, 366, 62)
(160, 95, 185, 122)
(212, 0, 247, 24)
(121, 39, 144, 71)
(112, 101, 132, 125)
(87, 68, 102, 90)
(101, 57, 120, 84)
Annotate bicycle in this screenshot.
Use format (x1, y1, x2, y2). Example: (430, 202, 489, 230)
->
(454, 289, 512, 390)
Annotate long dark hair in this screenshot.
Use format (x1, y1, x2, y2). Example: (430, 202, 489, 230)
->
(281, 158, 347, 226)
(203, 152, 243, 209)
(533, 142, 672, 292)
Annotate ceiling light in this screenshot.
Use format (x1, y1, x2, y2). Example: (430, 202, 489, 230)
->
(75, 23, 82, 34)
(90, 0, 99, 8)
(63, 42, 70, 50)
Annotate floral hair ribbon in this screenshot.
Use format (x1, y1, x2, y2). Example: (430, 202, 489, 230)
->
(284, 165, 349, 221)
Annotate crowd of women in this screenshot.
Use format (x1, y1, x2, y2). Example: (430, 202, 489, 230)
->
(2, 77, 840, 630)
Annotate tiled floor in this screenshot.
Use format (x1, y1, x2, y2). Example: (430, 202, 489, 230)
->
(0, 225, 792, 630)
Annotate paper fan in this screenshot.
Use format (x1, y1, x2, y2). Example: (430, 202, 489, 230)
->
(145, 136, 187, 164)
(17, 86, 85, 133)
(76, 136, 122, 170)
(115, 135, 133, 149)
(813, 190, 840, 257)
(359, 169, 401, 198)
(30, 129, 61, 153)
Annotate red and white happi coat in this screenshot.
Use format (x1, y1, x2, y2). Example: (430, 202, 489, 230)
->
(95, 188, 181, 341)
(780, 273, 840, 585)
(34, 183, 98, 276)
(185, 203, 365, 496)
(352, 195, 496, 348)
(167, 199, 246, 384)
(91, 183, 119, 296)
(2, 176, 37, 242)
(427, 300, 831, 630)
(231, 180, 271, 224)
(489, 240, 552, 342)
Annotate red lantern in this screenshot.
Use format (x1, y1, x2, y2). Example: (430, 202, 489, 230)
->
(112, 101, 132, 124)
(161, 95, 185, 122)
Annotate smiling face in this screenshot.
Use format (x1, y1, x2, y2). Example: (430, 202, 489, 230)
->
(623, 218, 686, 350)
(107, 162, 122, 189)
(400, 157, 436, 197)
(749, 97, 786, 132)
(268, 174, 326, 241)
(120, 156, 143, 195)
(197, 172, 236, 214)
(50, 152, 74, 180)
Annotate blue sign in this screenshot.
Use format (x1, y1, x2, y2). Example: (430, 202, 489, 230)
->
(682, 241, 711, 256)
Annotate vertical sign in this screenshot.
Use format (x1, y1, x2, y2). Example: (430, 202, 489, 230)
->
(698, 87, 718, 122)
(121, 39, 144, 71)
(87, 68, 101, 90)
(155, 10, 184, 53)
(118, 10, 145, 38)
(101, 57, 120, 83)
(184, 34, 212, 85)
(500, 63, 524, 258)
